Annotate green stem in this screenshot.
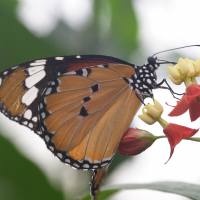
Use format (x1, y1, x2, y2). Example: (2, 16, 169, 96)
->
(157, 118, 168, 128)
(184, 77, 193, 87)
(184, 137, 200, 142)
(154, 135, 166, 140)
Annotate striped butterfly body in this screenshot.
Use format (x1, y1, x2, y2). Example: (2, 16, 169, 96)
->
(0, 55, 159, 199)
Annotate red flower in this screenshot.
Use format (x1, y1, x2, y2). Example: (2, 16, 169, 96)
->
(169, 84, 200, 121)
(118, 128, 155, 156)
(163, 123, 198, 163)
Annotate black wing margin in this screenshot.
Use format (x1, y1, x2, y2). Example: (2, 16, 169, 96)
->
(0, 57, 68, 134)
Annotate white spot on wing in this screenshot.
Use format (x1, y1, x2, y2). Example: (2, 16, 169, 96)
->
(3, 71, 8, 75)
(55, 57, 64, 60)
(57, 153, 63, 159)
(97, 65, 104, 68)
(83, 164, 90, 168)
(73, 163, 80, 168)
(22, 121, 28, 125)
(45, 135, 50, 142)
(27, 65, 45, 75)
(30, 62, 46, 66)
(65, 159, 70, 163)
(25, 70, 46, 88)
(45, 87, 52, 95)
(24, 109, 32, 119)
(85, 157, 92, 163)
(11, 66, 19, 69)
(76, 55, 81, 58)
(41, 112, 46, 119)
(22, 86, 39, 106)
(56, 87, 61, 92)
(65, 71, 76, 75)
(40, 103, 43, 109)
(82, 68, 88, 77)
(28, 123, 33, 128)
(58, 79, 61, 84)
(0, 78, 2, 86)
(35, 59, 46, 63)
(49, 146, 54, 151)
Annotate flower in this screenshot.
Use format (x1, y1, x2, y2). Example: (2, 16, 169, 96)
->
(138, 98, 199, 163)
(118, 128, 156, 156)
(190, 57, 200, 77)
(163, 123, 198, 163)
(167, 57, 199, 86)
(138, 99, 164, 125)
(169, 84, 200, 121)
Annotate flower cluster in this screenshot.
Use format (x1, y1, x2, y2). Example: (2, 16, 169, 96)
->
(167, 58, 200, 86)
(118, 56, 200, 163)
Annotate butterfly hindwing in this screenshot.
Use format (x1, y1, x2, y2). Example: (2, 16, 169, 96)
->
(39, 64, 141, 170)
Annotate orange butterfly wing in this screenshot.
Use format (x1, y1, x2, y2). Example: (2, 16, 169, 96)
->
(39, 64, 141, 170)
(0, 55, 132, 134)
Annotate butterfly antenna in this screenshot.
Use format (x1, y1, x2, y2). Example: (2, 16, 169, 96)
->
(157, 59, 176, 65)
(152, 44, 200, 57)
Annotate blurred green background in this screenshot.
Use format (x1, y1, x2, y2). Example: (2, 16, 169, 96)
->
(0, 0, 142, 199)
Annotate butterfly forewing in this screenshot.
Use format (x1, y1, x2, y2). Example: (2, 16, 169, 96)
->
(39, 64, 141, 170)
(0, 55, 130, 134)
(0, 58, 69, 133)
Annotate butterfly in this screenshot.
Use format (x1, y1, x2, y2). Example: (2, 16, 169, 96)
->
(0, 54, 160, 199)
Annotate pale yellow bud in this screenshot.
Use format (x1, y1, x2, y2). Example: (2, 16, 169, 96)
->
(194, 58, 200, 76)
(138, 99, 164, 125)
(138, 114, 155, 125)
(168, 75, 183, 85)
(167, 66, 181, 80)
(178, 58, 189, 75)
(154, 99, 163, 114)
(187, 61, 195, 77)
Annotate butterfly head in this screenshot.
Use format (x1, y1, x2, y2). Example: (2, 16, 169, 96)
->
(147, 56, 159, 70)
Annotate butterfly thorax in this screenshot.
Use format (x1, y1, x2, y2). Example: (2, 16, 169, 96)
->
(130, 56, 159, 98)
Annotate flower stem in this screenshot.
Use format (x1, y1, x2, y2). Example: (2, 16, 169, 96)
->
(154, 135, 166, 140)
(184, 77, 193, 87)
(184, 137, 200, 142)
(157, 118, 168, 128)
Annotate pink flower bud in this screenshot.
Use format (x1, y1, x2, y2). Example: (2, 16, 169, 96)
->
(118, 128, 155, 156)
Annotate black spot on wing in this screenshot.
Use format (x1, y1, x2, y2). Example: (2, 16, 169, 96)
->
(80, 106, 88, 117)
(83, 96, 91, 102)
(91, 84, 99, 93)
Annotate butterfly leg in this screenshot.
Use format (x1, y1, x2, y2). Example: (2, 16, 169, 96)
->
(155, 78, 184, 100)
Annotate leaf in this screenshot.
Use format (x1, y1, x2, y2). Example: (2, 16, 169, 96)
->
(0, 1, 63, 70)
(0, 135, 65, 200)
(79, 181, 200, 200)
